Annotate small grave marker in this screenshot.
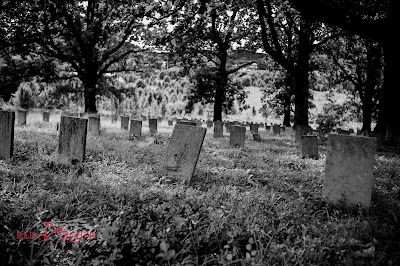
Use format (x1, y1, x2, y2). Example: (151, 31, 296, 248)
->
(213, 121, 223, 138)
(301, 135, 319, 159)
(130, 120, 142, 139)
(88, 115, 100, 135)
(250, 123, 259, 133)
(58, 116, 87, 165)
(230, 125, 246, 148)
(121, 115, 130, 130)
(111, 115, 118, 123)
(149, 118, 158, 134)
(273, 124, 281, 135)
(206, 120, 213, 128)
(168, 120, 173, 126)
(17, 110, 27, 126)
(43, 111, 50, 122)
(162, 124, 206, 185)
(295, 125, 312, 142)
(0, 111, 15, 159)
(253, 133, 261, 142)
(323, 134, 376, 209)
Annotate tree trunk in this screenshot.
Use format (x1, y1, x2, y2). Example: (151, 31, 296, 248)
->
(82, 76, 98, 114)
(283, 95, 291, 126)
(213, 86, 224, 122)
(293, 19, 312, 127)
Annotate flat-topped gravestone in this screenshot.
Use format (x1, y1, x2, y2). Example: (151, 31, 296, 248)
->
(195, 120, 202, 127)
(129, 119, 142, 139)
(206, 120, 213, 128)
(149, 119, 158, 134)
(337, 128, 351, 135)
(0, 111, 15, 159)
(301, 135, 319, 159)
(121, 115, 130, 130)
(295, 125, 312, 142)
(323, 134, 377, 209)
(88, 115, 100, 135)
(162, 124, 207, 185)
(224, 122, 231, 132)
(230, 125, 246, 148)
(213, 121, 223, 138)
(265, 124, 271, 131)
(43, 111, 50, 122)
(281, 126, 286, 132)
(250, 123, 259, 133)
(17, 110, 27, 126)
(168, 120, 173, 126)
(58, 116, 87, 165)
(273, 124, 281, 135)
(253, 133, 261, 142)
(179, 120, 196, 126)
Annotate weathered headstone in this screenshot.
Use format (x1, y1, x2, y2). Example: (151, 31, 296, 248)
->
(111, 114, 118, 123)
(337, 128, 351, 135)
(43, 111, 50, 122)
(168, 120, 173, 126)
(17, 110, 27, 127)
(149, 118, 158, 134)
(224, 122, 231, 132)
(88, 115, 100, 135)
(323, 134, 376, 209)
(121, 115, 130, 130)
(230, 125, 246, 148)
(273, 124, 281, 135)
(162, 124, 206, 185)
(195, 120, 202, 127)
(301, 135, 319, 159)
(250, 123, 259, 133)
(58, 116, 87, 165)
(129, 119, 142, 139)
(206, 120, 213, 128)
(179, 120, 196, 126)
(281, 126, 286, 132)
(213, 121, 223, 138)
(0, 111, 15, 159)
(295, 125, 311, 142)
(265, 124, 271, 131)
(253, 133, 261, 142)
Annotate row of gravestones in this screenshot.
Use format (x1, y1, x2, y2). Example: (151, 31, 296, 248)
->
(0, 110, 377, 209)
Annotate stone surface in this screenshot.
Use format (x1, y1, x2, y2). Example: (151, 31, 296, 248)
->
(301, 135, 319, 159)
(129, 119, 142, 139)
(149, 119, 158, 134)
(337, 128, 351, 135)
(43, 111, 50, 122)
(323, 134, 376, 209)
(295, 125, 312, 142)
(253, 133, 261, 142)
(58, 116, 87, 165)
(213, 121, 223, 138)
(121, 115, 130, 130)
(168, 120, 173, 126)
(206, 120, 213, 128)
(17, 110, 27, 126)
(281, 126, 286, 132)
(162, 124, 206, 185)
(224, 122, 231, 132)
(250, 123, 259, 133)
(88, 115, 100, 135)
(111, 115, 118, 123)
(273, 124, 281, 135)
(229, 125, 246, 148)
(0, 111, 15, 159)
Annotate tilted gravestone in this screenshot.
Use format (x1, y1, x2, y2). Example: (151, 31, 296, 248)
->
(58, 116, 87, 165)
(323, 134, 376, 209)
(250, 123, 259, 133)
(0, 111, 15, 159)
(130, 119, 142, 139)
(295, 125, 312, 142)
(273, 124, 281, 135)
(206, 120, 213, 128)
(253, 133, 261, 142)
(121, 115, 130, 130)
(43, 111, 50, 122)
(162, 124, 206, 185)
(213, 121, 223, 138)
(230, 125, 246, 148)
(168, 120, 173, 126)
(17, 110, 27, 127)
(149, 119, 158, 134)
(88, 115, 100, 135)
(301, 135, 319, 159)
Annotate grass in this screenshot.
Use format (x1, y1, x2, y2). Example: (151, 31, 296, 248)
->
(1, 113, 400, 265)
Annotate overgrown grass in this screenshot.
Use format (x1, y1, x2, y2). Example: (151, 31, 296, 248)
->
(1, 119, 399, 265)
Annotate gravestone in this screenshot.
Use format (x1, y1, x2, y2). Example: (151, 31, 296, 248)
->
(88, 115, 100, 135)
(17, 110, 27, 127)
(195, 120, 202, 127)
(250, 123, 259, 133)
(168, 120, 173, 126)
(230, 125, 246, 148)
(301, 135, 319, 159)
(179, 120, 196, 126)
(349, 128, 354, 134)
(253, 133, 261, 142)
(141, 115, 147, 121)
(295, 125, 312, 142)
(58, 116, 87, 165)
(130, 120, 142, 139)
(213, 121, 223, 138)
(323, 134, 376, 209)
(43, 111, 50, 122)
(224, 122, 231, 132)
(273, 124, 281, 135)
(0, 111, 15, 159)
(149, 119, 158, 134)
(111, 115, 118, 123)
(79, 112, 86, 118)
(265, 124, 271, 131)
(162, 124, 206, 185)
(281, 126, 286, 132)
(121, 115, 130, 130)
(337, 128, 351, 135)
(206, 120, 213, 128)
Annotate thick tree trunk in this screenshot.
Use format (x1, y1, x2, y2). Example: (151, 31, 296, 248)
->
(82, 75, 98, 114)
(361, 105, 372, 133)
(283, 95, 291, 126)
(213, 73, 228, 122)
(293, 19, 312, 127)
